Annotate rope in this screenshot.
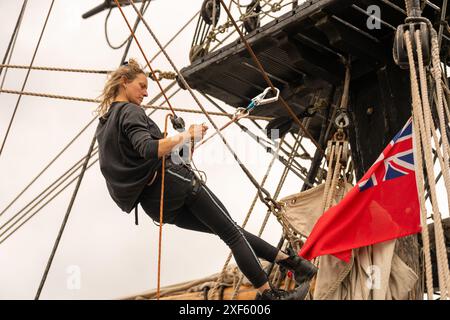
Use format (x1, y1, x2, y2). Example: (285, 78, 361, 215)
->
(0, 151, 97, 242)
(150, 11, 200, 63)
(0, 154, 100, 246)
(145, 105, 272, 121)
(105, 0, 150, 50)
(0, 0, 55, 158)
(407, 50, 435, 300)
(325, 144, 343, 211)
(404, 0, 412, 16)
(0, 117, 96, 218)
(436, 0, 449, 48)
(126, 0, 280, 212)
(253, 128, 310, 290)
(208, 135, 284, 299)
(0, 89, 101, 103)
(217, 0, 324, 155)
(0, 64, 109, 74)
(278, 124, 310, 194)
(404, 28, 450, 299)
(320, 144, 335, 213)
(230, 126, 309, 299)
(428, 27, 450, 297)
(113, 0, 176, 116)
(0, 89, 273, 120)
(0, 82, 182, 244)
(156, 114, 171, 300)
(0, 64, 175, 80)
(0, 0, 28, 88)
(34, 136, 97, 299)
(316, 140, 351, 300)
(201, 91, 312, 179)
(200, 92, 275, 146)
(408, 28, 443, 299)
(0, 11, 198, 75)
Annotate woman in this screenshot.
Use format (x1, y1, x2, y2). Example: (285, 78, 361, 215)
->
(95, 59, 317, 300)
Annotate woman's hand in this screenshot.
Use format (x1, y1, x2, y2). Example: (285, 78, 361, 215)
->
(158, 123, 209, 158)
(188, 123, 208, 142)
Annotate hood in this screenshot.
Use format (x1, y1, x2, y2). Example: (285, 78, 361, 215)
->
(99, 102, 124, 124)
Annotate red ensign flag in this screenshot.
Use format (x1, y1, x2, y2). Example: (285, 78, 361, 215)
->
(300, 118, 421, 262)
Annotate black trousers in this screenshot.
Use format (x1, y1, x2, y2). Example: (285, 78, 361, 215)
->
(138, 163, 279, 288)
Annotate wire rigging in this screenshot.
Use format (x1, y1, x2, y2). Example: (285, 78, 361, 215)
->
(0, 0, 55, 159)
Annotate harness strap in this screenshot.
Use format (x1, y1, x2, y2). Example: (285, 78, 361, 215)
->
(134, 205, 139, 225)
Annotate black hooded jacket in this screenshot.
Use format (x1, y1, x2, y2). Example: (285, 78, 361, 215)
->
(95, 102, 163, 213)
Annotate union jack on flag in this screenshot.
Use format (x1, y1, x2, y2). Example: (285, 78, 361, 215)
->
(358, 118, 415, 192)
(300, 117, 421, 262)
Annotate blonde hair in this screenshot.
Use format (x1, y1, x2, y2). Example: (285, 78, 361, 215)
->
(95, 58, 145, 118)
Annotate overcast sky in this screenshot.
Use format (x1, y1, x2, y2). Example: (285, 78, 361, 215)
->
(1, 0, 448, 300)
(0, 0, 315, 299)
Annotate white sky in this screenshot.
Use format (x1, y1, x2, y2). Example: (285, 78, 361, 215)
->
(1, 0, 448, 300)
(0, 0, 314, 299)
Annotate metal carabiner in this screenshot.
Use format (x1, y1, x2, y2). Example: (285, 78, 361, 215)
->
(248, 87, 280, 111)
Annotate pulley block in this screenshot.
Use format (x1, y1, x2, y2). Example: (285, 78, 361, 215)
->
(201, 0, 221, 25)
(393, 19, 431, 69)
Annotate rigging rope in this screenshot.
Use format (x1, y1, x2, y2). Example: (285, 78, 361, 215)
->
(150, 10, 200, 63)
(217, 0, 324, 155)
(31, 18, 145, 295)
(156, 114, 171, 300)
(315, 137, 352, 300)
(0, 76, 176, 220)
(113, 0, 177, 117)
(126, 0, 280, 211)
(35, 136, 97, 300)
(0, 2, 207, 299)
(230, 126, 309, 299)
(404, 27, 450, 299)
(0, 64, 110, 74)
(0, 117, 96, 219)
(0, 151, 95, 242)
(0, 84, 182, 244)
(0, 0, 28, 88)
(208, 135, 285, 299)
(0, 155, 99, 246)
(0, 88, 273, 120)
(200, 92, 313, 181)
(0, 0, 55, 159)
(105, 0, 150, 50)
